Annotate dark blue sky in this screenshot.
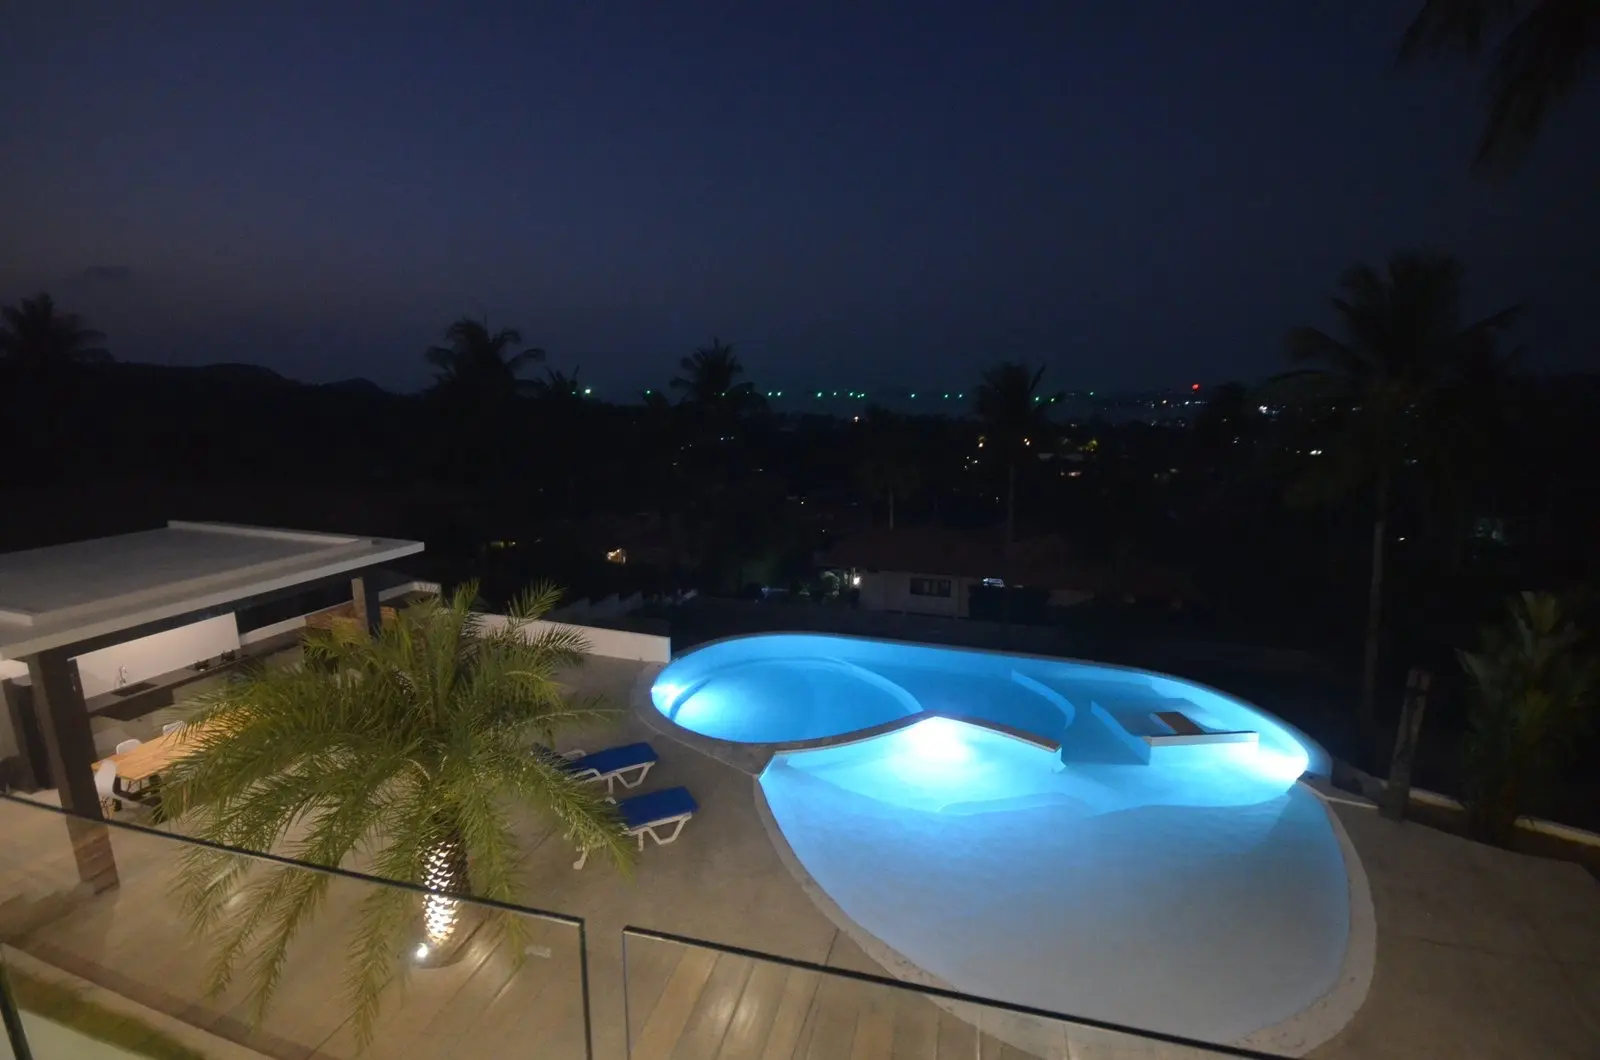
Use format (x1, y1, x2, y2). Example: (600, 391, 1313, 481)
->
(3, 2, 1595, 394)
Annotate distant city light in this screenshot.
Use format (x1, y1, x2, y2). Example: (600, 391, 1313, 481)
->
(1191, 383, 1201, 391)
(583, 387, 593, 395)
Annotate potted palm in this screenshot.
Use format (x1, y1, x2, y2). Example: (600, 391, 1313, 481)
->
(158, 582, 630, 1044)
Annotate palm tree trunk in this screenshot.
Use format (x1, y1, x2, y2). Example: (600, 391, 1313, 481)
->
(421, 822, 470, 953)
(1002, 460, 1017, 636)
(1358, 466, 1390, 766)
(1006, 461, 1016, 546)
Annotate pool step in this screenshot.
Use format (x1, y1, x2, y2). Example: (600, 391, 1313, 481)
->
(1084, 704, 1258, 765)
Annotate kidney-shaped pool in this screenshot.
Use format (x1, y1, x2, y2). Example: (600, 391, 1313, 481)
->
(649, 634, 1370, 1052)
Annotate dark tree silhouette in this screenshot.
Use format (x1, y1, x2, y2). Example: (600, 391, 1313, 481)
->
(670, 338, 762, 417)
(531, 366, 586, 404)
(973, 362, 1056, 546)
(424, 317, 543, 404)
(0, 293, 110, 380)
(1275, 251, 1519, 762)
(857, 407, 923, 529)
(1400, 0, 1597, 173)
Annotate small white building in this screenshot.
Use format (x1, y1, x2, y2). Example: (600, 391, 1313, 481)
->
(825, 526, 1195, 620)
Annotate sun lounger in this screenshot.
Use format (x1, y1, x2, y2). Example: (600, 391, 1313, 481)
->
(540, 741, 659, 794)
(573, 786, 699, 869)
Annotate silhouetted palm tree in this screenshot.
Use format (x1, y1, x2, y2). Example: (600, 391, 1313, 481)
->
(0, 293, 109, 380)
(857, 408, 922, 529)
(1276, 251, 1518, 761)
(1400, 0, 1597, 173)
(531, 366, 585, 404)
(670, 338, 762, 417)
(973, 362, 1056, 546)
(424, 317, 543, 404)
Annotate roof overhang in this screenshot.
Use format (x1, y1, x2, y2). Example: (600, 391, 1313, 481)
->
(0, 521, 424, 661)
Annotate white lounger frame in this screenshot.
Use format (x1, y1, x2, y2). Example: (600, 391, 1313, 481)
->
(572, 799, 695, 869)
(559, 747, 657, 795)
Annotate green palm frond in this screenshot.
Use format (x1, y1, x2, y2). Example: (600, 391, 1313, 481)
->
(160, 582, 632, 1049)
(1400, 0, 1597, 173)
(1279, 251, 1518, 508)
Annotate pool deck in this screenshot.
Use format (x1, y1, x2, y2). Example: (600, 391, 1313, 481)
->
(3, 655, 1598, 1059)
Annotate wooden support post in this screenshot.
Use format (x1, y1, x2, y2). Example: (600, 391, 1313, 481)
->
(1382, 666, 1432, 822)
(352, 576, 382, 637)
(26, 651, 119, 892)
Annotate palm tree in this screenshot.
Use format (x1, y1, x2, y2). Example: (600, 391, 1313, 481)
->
(857, 408, 922, 529)
(973, 362, 1056, 546)
(1277, 251, 1518, 762)
(0, 293, 110, 380)
(1400, 0, 1598, 173)
(531, 366, 586, 404)
(670, 337, 763, 417)
(424, 316, 544, 404)
(158, 583, 629, 1046)
(1458, 590, 1596, 843)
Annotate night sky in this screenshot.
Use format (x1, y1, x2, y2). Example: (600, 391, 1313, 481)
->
(3, 2, 1596, 395)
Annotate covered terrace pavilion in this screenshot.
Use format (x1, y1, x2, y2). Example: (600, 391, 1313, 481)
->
(0, 521, 423, 890)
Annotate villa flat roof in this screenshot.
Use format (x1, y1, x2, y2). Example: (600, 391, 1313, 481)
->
(0, 521, 423, 661)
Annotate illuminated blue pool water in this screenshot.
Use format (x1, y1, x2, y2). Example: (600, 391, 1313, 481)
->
(651, 633, 1324, 784)
(651, 635, 1363, 1049)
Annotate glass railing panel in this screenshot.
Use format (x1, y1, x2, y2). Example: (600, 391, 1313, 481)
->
(621, 926, 1279, 1060)
(0, 795, 591, 1060)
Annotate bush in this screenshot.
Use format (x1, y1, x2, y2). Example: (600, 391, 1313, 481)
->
(1458, 591, 1596, 844)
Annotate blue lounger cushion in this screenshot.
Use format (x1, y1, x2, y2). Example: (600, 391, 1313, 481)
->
(618, 786, 699, 830)
(574, 785, 699, 868)
(565, 742, 657, 776)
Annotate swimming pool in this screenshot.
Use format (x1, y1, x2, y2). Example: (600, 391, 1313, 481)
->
(650, 632, 1325, 786)
(649, 634, 1367, 1050)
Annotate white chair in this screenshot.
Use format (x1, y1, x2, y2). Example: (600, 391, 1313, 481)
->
(94, 761, 120, 814)
(162, 721, 184, 736)
(115, 738, 142, 755)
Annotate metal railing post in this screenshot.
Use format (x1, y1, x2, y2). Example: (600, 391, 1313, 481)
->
(0, 961, 37, 1060)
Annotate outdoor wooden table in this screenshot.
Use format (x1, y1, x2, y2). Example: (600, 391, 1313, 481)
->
(99, 723, 210, 801)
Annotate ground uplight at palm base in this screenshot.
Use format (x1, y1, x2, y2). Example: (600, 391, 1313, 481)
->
(651, 633, 1366, 1051)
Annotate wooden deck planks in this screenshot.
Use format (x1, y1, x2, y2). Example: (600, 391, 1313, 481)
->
(668, 952, 754, 1059)
(713, 960, 789, 1060)
(631, 945, 718, 1060)
(848, 986, 897, 1060)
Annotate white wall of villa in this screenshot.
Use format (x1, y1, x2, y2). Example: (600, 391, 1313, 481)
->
(72, 615, 241, 699)
(857, 570, 972, 619)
